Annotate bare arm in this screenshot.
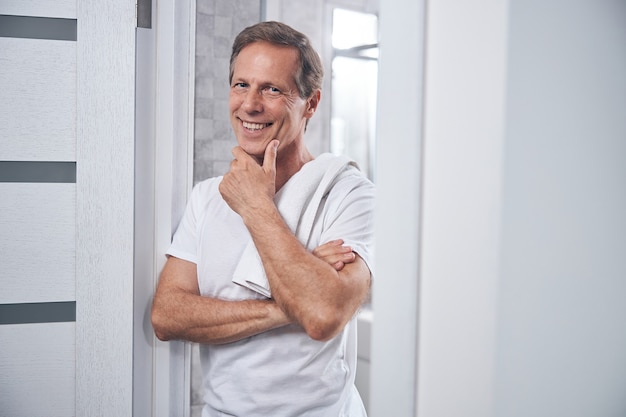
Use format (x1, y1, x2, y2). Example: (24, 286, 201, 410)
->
(219, 142, 371, 341)
(151, 240, 358, 344)
(247, 209, 371, 341)
(151, 255, 291, 344)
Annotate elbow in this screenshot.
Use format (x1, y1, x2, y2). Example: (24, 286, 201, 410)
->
(153, 327, 171, 342)
(151, 306, 173, 342)
(303, 311, 344, 342)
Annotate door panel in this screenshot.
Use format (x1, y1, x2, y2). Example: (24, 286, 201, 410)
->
(0, 37, 76, 161)
(0, 323, 75, 416)
(0, 183, 75, 304)
(0, 1, 136, 415)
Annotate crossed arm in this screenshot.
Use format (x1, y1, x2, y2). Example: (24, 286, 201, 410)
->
(151, 239, 368, 344)
(151, 141, 371, 344)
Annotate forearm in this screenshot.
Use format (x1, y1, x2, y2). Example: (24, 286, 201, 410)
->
(151, 258, 291, 345)
(242, 204, 370, 341)
(152, 290, 290, 344)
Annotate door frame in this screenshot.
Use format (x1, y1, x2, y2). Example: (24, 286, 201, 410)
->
(134, 0, 196, 415)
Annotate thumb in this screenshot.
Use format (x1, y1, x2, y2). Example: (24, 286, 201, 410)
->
(263, 140, 279, 173)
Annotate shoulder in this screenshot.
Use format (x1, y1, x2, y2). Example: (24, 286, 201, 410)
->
(190, 176, 223, 201)
(314, 153, 375, 197)
(185, 176, 227, 218)
(193, 176, 222, 193)
(330, 164, 375, 203)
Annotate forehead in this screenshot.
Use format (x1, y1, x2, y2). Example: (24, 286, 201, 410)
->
(232, 41, 300, 83)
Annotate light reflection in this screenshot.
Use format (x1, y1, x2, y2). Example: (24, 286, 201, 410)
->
(330, 8, 379, 181)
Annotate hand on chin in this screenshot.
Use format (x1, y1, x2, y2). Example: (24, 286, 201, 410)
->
(238, 141, 268, 163)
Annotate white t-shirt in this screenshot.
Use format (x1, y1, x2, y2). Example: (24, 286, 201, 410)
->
(167, 155, 375, 417)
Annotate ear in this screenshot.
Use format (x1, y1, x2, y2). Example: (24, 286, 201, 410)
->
(305, 90, 321, 119)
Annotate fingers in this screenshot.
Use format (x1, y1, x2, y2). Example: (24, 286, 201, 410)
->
(331, 261, 346, 271)
(263, 140, 279, 173)
(221, 142, 278, 214)
(230, 146, 249, 162)
(313, 239, 356, 271)
(313, 239, 345, 256)
(229, 141, 278, 172)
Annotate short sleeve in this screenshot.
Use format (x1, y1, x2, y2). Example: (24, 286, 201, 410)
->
(166, 179, 217, 264)
(319, 172, 376, 277)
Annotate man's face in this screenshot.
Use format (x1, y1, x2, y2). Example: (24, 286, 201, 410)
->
(229, 41, 315, 159)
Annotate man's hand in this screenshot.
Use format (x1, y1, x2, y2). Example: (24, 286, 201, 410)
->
(313, 240, 357, 271)
(219, 140, 279, 217)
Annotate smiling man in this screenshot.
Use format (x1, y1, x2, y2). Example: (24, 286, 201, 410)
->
(151, 21, 375, 417)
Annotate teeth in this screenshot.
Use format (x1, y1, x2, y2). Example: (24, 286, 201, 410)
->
(243, 121, 268, 130)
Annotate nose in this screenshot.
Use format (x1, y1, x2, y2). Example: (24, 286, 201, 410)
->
(242, 90, 263, 113)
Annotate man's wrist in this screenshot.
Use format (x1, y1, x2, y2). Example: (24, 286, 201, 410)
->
(241, 198, 279, 229)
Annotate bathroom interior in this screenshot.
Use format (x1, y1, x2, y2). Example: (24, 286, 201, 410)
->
(2, 0, 625, 415)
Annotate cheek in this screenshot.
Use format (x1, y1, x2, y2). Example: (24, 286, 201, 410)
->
(229, 94, 241, 112)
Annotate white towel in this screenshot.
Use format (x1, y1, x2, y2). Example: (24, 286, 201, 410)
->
(232, 153, 357, 298)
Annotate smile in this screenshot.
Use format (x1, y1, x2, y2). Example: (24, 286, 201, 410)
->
(242, 121, 272, 131)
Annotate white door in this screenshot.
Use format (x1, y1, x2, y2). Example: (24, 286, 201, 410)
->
(0, 1, 136, 415)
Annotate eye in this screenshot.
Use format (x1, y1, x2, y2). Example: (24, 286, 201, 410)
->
(232, 82, 248, 90)
(263, 86, 282, 96)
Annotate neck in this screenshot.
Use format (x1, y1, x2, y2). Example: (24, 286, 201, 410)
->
(274, 143, 314, 192)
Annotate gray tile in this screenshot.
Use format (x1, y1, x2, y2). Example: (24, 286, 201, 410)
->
(193, 158, 212, 183)
(194, 118, 213, 140)
(214, 0, 236, 16)
(213, 119, 233, 140)
(196, 12, 214, 35)
(196, 0, 214, 16)
(214, 16, 233, 36)
(210, 139, 234, 160)
(195, 77, 214, 99)
(195, 34, 213, 57)
(214, 36, 232, 59)
(194, 98, 214, 119)
(194, 55, 214, 78)
(214, 78, 230, 100)
(212, 160, 232, 177)
(212, 99, 229, 120)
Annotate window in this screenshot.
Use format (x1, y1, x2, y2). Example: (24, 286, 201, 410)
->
(330, 8, 379, 181)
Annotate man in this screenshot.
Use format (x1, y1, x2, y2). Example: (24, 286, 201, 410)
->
(151, 21, 374, 416)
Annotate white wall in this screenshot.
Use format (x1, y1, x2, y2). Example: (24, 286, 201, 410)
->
(372, 1, 626, 416)
(415, 0, 509, 416)
(370, 0, 424, 415)
(495, 1, 626, 416)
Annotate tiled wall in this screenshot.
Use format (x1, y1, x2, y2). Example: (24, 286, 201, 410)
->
(193, 0, 262, 184)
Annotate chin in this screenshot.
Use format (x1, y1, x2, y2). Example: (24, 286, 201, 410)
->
(238, 141, 267, 158)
